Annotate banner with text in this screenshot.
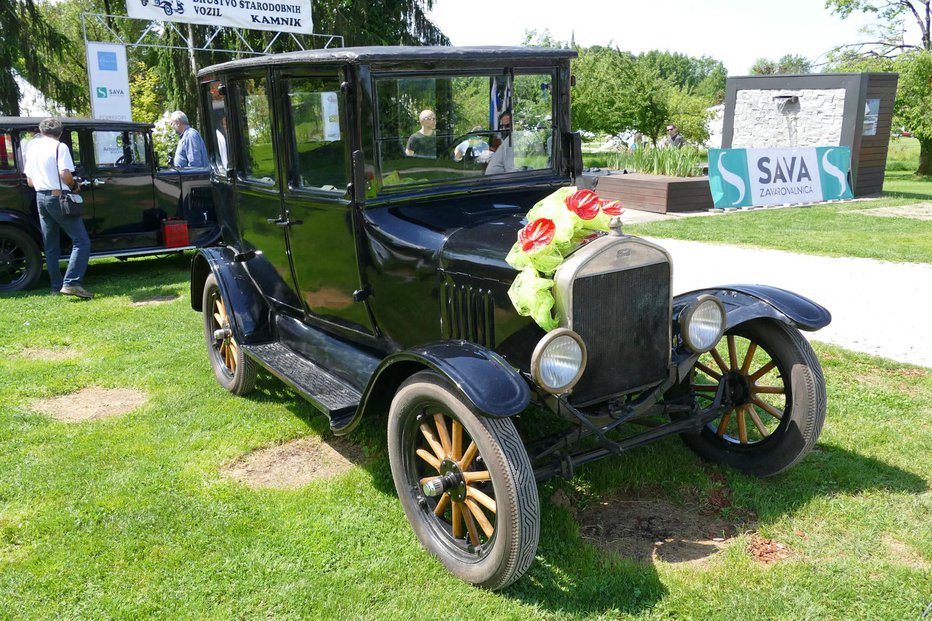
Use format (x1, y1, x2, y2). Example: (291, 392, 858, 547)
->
(126, 0, 313, 34)
(87, 42, 132, 122)
(708, 147, 853, 208)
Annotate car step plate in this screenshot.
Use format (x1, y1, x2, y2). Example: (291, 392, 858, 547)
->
(243, 342, 361, 419)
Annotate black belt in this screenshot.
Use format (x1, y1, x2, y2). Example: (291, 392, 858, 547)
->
(37, 189, 55, 194)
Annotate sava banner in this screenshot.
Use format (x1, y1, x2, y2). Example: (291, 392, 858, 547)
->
(126, 0, 313, 35)
(708, 147, 853, 208)
(86, 42, 132, 122)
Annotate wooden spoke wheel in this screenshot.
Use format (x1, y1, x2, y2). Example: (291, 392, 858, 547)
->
(0, 226, 42, 292)
(388, 371, 539, 590)
(202, 274, 256, 395)
(683, 319, 826, 477)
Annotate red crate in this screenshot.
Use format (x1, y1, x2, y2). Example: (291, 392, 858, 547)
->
(162, 219, 189, 248)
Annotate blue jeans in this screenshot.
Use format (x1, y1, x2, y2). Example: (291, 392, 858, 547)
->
(36, 192, 91, 291)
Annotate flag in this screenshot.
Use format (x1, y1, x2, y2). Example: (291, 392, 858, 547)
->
(490, 77, 513, 130)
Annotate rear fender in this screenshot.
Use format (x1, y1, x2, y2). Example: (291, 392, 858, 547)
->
(338, 340, 531, 436)
(190, 247, 273, 344)
(674, 284, 831, 332)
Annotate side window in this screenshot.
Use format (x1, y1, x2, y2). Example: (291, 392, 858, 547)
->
(62, 131, 81, 167)
(92, 131, 146, 168)
(0, 133, 14, 170)
(234, 77, 275, 183)
(286, 76, 347, 192)
(129, 132, 149, 166)
(205, 81, 230, 173)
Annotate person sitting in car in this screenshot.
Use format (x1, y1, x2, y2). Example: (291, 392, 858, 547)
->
(453, 126, 490, 162)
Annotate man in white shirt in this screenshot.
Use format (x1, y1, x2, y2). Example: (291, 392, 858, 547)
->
(24, 118, 93, 299)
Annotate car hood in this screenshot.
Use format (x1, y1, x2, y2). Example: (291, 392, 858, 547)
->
(439, 212, 528, 282)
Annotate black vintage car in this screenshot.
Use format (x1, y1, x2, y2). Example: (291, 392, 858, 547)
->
(189, 47, 830, 589)
(0, 117, 219, 292)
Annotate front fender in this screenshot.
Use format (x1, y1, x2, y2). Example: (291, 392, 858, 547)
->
(190, 247, 273, 345)
(674, 284, 831, 332)
(337, 340, 531, 436)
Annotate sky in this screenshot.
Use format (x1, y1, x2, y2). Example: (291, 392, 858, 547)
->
(426, 0, 883, 75)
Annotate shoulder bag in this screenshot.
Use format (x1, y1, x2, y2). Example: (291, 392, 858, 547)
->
(56, 143, 83, 217)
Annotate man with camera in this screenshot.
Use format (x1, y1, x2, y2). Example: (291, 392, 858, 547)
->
(24, 118, 93, 299)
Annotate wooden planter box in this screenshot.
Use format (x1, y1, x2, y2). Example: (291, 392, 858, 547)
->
(592, 172, 713, 214)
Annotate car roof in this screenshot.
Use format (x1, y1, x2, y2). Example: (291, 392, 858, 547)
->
(0, 117, 153, 132)
(200, 45, 577, 77)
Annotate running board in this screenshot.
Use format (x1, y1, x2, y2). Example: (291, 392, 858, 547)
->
(242, 342, 361, 420)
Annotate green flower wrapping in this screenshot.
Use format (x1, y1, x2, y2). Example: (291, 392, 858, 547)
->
(505, 187, 626, 331)
(507, 268, 559, 332)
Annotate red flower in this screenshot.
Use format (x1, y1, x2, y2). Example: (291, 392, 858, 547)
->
(601, 200, 624, 216)
(565, 189, 601, 220)
(518, 218, 556, 252)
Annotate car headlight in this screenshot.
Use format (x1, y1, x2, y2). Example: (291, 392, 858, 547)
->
(679, 295, 726, 353)
(531, 329, 587, 394)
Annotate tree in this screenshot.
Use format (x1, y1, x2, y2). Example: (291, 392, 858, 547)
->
(826, 0, 931, 56)
(827, 0, 932, 174)
(638, 50, 727, 103)
(0, 0, 79, 115)
(750, 54, 813, 75)
(571, 46, 635, 137)
(893, 50, 932, 173)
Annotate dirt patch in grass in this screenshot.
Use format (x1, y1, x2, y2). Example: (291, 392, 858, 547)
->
(17, 347, 80, 361)
(576, 494, 742, 565)
(853, 203, 932, 220)
(746, 534, 793, 563)
(883, 535, 931, 569)
(132, 294, 179, 306)
(33, 387, 148, 422)
(221, 436, 364, 489)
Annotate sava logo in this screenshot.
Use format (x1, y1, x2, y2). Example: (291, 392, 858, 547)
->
(96, 87, 126, 98)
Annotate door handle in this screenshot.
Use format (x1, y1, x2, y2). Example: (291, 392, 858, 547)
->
(266, 217, 303, 227)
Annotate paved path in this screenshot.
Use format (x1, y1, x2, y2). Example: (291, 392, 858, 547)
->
(643, 237, 932, 368)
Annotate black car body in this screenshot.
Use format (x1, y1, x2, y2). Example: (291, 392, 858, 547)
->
(0, 117, 219, 291)
(189, 46, 831, 589)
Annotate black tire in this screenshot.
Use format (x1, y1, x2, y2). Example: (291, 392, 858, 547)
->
(202, 273, 256, 395)
(388, 371, 539, 590)
(682, 319, 826, 477)
(0, 226, 42, 292)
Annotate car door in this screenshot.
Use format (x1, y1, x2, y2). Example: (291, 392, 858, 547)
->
(0, 130, 24, 213)
(278, 68, 375, 335)
(87, 128, 158, 250)
(227, 72, 304, 313)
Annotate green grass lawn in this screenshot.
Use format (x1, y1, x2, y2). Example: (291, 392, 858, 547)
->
(1, 255, 930, 619)
(625, 171, 932, 263)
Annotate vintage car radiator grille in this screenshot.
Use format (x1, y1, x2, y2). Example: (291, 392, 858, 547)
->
(569, 262, 671, 405)
(441, 282, 495, 348)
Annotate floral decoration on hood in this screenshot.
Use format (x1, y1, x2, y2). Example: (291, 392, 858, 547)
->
(506, 187, 624, 331)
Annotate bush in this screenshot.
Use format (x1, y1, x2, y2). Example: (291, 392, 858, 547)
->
(594, 146, 706, 177)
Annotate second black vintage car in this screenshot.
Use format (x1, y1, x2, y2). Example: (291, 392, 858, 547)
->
(189, 46, 830, 589)
(0, 117, 219, 292)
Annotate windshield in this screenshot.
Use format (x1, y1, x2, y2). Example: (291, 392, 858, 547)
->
(373, 70, 555, 190)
